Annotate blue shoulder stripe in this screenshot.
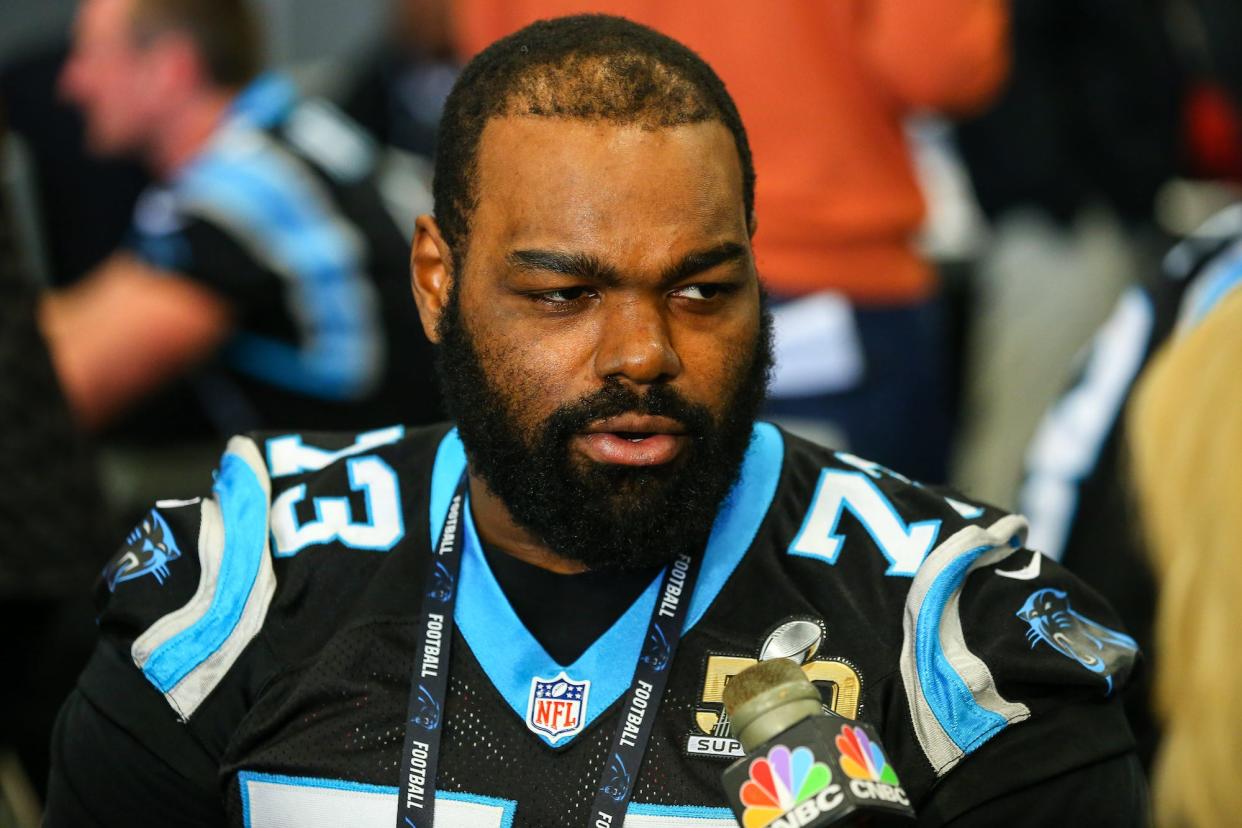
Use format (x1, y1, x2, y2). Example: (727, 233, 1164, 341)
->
(900, 516, 1032, 775)
(176, 120, 380, 399)
(131, 437, 277, 719)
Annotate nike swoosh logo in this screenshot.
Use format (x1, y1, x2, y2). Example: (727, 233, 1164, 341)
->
(996, 549, 1042, 580)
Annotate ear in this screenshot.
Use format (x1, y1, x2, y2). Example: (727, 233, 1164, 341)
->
(411, 214, 454, 343)
(747, 211, 758, 240)
(152, 31, 203, 98)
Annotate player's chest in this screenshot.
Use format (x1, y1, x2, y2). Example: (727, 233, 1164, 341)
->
(221, 603, 889, 828)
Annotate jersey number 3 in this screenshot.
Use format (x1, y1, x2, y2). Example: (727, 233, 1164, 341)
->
(268, 429, 406, 557)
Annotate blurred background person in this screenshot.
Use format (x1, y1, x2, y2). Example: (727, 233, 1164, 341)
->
(0, 41, 147, 289)
(330, 0, 455, 245)
(0, 117, 111, 826)
(1128, 285, 1242, 828)
(2, 4, 444, 816)
(951, 0, 1182, 506)
(455, 0, 1010, 484)
(338, 0, 459, 162)
(1014, 0, 1242, 770)
(42, 0, 441, 513)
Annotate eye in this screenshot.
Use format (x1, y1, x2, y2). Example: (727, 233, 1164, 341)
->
(532, 287, 596, 305)
(671, 283, 731, 301)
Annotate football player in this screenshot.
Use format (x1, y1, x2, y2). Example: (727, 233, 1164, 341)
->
(47, 15, 1145, 827)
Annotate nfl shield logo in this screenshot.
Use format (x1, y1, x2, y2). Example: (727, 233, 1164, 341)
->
(525, 672, 590, 744)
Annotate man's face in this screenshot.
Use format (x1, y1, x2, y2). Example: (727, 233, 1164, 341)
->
(60, 0, 164, 156)
(425, 116, 771, 571)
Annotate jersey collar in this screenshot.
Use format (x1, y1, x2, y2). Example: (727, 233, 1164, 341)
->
(427, 423, 784, 747)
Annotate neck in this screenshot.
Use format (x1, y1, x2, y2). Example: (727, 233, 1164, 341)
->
(148, 89, 234, 178)
(467, 472, 588, 574)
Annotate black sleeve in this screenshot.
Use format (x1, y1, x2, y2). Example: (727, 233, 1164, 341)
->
(46, 687, 226, 828)
(923, 751, 1147, 827)
(865, 525, 1143, 816)
(43, 495, 251, 825)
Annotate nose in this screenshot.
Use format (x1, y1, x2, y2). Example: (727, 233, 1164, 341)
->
(593, 296, 682, 386)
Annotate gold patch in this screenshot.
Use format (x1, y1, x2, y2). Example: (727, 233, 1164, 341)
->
(692, 653, 862, 737)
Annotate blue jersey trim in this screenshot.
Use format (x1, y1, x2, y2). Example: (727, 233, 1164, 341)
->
(231, 73, 296, 127)
(237, 771, 516, 828)
(688, 422, 784, 629)
(440, 791, 517, 828)
(143, 451, 266, 693)
(428, 429, 468, 541)
(177, 134, 374, 400)
(1186, 256, 1242, 330)
(627, 802, 733, 820)
(456, 505, 662, 746)
(428, 423, 784, 747)
(914, 544, 1007, 753)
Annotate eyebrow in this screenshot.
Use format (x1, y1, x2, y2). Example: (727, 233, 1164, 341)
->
(507, 249, 620, 284)
(660, 242, 748, 286)
(507, 241, 748, 288)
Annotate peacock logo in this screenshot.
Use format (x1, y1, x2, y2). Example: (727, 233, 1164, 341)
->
(836, 725, 900, 785)
(738, 744, 838, 828)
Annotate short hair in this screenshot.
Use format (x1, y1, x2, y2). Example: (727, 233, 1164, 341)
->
(433, 14, 755, 264)
(129, 0, 263, 88)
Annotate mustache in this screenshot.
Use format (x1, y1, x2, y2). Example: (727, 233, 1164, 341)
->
(541, 381, 713, 443)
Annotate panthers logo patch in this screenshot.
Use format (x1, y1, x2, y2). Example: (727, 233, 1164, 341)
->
(103, 509, 183, 592)
(1017, 588, 1138, 694)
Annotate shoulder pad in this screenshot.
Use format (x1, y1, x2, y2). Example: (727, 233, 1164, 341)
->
(99, 435, 276, 721)
(898, 516, 1138, 778)
(897, 515, 1032, 775)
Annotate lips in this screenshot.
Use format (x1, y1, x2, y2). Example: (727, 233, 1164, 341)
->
(574, 414, 689, 466)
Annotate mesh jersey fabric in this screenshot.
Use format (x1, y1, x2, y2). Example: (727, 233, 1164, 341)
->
(50, 423, 1141, 826)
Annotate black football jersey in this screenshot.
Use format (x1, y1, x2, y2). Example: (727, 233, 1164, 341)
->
(118, 73, 439, 440)
(51, 423, 1140, 827)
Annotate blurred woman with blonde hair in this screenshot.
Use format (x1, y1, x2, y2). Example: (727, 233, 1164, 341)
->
(1129, 284, 1242, 826)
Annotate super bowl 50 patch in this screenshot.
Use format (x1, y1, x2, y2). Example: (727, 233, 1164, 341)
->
(686, 618, 863, 760)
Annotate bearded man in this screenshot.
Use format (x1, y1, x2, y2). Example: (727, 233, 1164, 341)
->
(47, 15, 1144, 827)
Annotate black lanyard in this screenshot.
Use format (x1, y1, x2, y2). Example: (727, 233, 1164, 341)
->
(396, 476, 701, 828)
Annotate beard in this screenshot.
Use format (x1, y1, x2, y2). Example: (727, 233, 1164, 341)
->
(434, 285, 773, 572)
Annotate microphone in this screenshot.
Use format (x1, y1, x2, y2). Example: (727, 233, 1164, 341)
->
(719, 660, 915, 827)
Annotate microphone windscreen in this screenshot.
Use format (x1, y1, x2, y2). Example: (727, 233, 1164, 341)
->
(722, 657, 807, 716)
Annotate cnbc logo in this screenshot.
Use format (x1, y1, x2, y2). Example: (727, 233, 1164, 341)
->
(738, 744, 843, 828)
(836, 725, 909, 806)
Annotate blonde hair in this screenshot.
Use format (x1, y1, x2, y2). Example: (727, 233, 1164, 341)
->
(1129, 287, 1242, 827)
